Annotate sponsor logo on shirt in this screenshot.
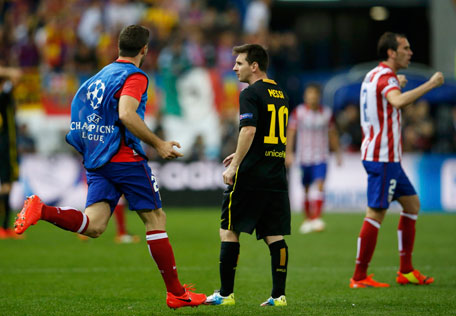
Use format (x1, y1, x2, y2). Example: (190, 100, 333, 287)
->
(265, 150, 286, 158)
(240, 113, 253, 120)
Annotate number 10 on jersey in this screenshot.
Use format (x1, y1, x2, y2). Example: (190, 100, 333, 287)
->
(264, 104, 288, 145)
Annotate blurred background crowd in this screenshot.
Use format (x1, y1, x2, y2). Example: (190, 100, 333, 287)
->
(1, 0, 456, 162)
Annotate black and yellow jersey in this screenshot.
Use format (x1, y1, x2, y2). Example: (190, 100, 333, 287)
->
(235, 79, 289, 192)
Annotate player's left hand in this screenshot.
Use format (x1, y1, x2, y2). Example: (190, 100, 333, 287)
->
(157, 141, 183, 160)
(397, 74, 407, 88)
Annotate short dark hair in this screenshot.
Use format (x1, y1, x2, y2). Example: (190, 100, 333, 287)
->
(232, 44, 269, 71)
(377, 32, 406, 59)
(305, 83, 322, 94)
(118, 25, 150, 57)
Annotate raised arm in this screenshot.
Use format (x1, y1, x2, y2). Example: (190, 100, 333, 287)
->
(387, 72, 444, 109)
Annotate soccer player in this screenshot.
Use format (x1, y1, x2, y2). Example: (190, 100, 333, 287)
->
(205, 44, 290, 307)
(350, 32, 444, 288)
(285, 83, 341, 234)
(14, 25, 206, 309)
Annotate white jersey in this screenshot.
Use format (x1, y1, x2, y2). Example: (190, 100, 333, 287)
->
(288, 104, 333, 165)
(360, 62, 402, 162)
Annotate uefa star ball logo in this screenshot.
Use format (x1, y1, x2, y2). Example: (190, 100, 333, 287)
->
(87, 79, 106, 110)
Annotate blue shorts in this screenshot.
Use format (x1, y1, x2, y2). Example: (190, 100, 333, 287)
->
(86, 160, 162, 213)
(363, 161, 416, 209)
(300, 163, 327, 186)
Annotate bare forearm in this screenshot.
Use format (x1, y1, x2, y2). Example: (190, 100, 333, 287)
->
(286, 129, 296, 156)
(120, 112, 163, 148)
(393, 81, 435, 108)
(231, 126, 256, 169)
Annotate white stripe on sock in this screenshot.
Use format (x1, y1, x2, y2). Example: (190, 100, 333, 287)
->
(365, 217, 381, 229)
(77, 213, 88, 233)
(400, 212, 418, 221)
(59, 206, 77, 211)
(356, 237, 361, 260)
(147, 245, 155, 261)
(146, 232, 168, 241)
(397, 230, 403, 252)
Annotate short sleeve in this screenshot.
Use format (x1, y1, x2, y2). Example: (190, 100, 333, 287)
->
(118, 73, 148, 102)
(239, 88, 258, 127)
(378, 73, 400, 97)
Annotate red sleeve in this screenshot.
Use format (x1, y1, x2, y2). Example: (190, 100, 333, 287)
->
(378, 73, 400, 97)
(117, 73, 148, 102)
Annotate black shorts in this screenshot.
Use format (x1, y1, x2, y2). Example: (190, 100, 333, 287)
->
(221, 185, 291, 240)
(0, 138, 18, 184)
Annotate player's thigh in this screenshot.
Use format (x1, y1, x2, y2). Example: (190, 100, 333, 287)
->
(86, 168, 122, 213)
(221, 186, 261, 234)
(300, 165, 313, 186)
(115, 161, 163, 212)
(256, 191, 291, 240)
(397, 195, 420, 214)
(313, 163, 327, 180)
(363, 161, 399, 209)
(394, 167, 419, 213)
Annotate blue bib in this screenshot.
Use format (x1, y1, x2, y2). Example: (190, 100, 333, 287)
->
(66, 61, 148, 170)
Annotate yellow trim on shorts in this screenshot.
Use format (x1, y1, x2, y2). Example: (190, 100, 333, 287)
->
(227, 167, 240, 230)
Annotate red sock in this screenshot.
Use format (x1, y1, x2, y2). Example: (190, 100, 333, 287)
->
(303, 198, 311, 220)
(113, 203, 127, 236)
(353, 217, 380, 281)
(41, 205, 89, 233)
(146, 230, 184, 295)
(398, 212, 417, 273)
(312, 191, 324, 219)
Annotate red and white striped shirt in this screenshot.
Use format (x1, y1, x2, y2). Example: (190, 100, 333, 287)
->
(360, 62, 401, 162)
(288, 104, 333, 165)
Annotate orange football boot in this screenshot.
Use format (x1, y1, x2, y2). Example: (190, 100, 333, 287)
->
(166, 284, 207, 309)
(350, 274, 390, 288)
(14, 195, 44, 234)
(396, 270, 434, 285)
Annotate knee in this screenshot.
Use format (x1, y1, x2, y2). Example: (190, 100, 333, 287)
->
(219, 228, 239, 242)
(406, 200, 420, 214)
(85, 224, 106, 238)
(156, 209, 167, 221)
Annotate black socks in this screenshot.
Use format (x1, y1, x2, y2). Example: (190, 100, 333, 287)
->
(219, 241, 240, 296)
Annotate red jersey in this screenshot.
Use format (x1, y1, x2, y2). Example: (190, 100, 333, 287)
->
(360, 62, 401, 162)
(288, 104, 334, 165)
(110, 59, 148, 163)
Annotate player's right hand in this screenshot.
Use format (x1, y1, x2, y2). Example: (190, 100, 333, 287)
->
(223, 166, 236, 185)
(429, 72, 444, 88)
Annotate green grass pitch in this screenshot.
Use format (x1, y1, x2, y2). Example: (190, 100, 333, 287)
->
(1, 209, 455, 316)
